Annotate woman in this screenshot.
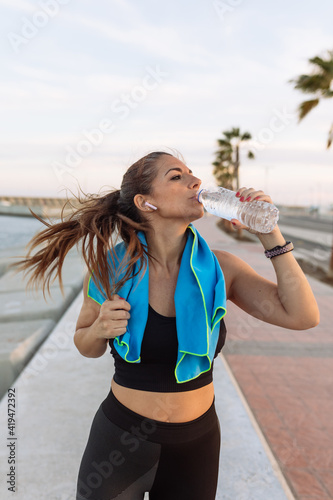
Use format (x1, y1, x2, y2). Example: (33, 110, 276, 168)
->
(18, 151, 319, 499)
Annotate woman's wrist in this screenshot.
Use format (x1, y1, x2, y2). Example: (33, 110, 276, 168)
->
(74, 324, 109, 358)
(256, 225, 287, 250)
(90, 320, 110, 343)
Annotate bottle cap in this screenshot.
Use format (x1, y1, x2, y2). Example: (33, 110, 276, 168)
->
(197, 189, 204, 202)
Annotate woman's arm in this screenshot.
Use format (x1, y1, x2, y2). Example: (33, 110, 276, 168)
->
(213, 189, 320, 331)
(74, 272, 131, 358)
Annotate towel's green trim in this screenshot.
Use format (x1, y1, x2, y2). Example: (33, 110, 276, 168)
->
(87, 274, 140, 363)
(114, 336, 141, 363)
(174, 225, 227, 383)
(87, 227, 227, 378)
(175, 352, 212, 383)
(188, 225, 210, 345)
(174, 226, 211, 383)
(212, 307, 226, 331)
(87, 273, 104, 306)
(188, 225, 227, 336)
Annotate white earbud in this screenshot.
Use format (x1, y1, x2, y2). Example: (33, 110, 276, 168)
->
(145, 202, 157, 210)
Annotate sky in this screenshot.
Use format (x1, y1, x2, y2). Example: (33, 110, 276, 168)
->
(0, 0, 332, 208)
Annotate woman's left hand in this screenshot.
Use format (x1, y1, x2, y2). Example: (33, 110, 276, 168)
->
(230, 187, 275, 234)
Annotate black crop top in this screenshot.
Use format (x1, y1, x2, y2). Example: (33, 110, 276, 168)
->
(110, 304, 227, 392)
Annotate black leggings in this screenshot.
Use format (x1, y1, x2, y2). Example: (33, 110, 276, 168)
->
(76, 389, 221, 499)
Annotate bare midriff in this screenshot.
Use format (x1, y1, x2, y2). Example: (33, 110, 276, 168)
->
(111, 379, 215, 423)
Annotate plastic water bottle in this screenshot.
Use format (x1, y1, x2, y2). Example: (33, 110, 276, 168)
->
(197, 187, 279, 233)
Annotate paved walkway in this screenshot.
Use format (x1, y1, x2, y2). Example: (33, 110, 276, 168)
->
(0, 213, 331, 499)
(0, 219, 295, 499)
(0, 292, 292, 500)
(277, 224, 331, 248)
(194, 215, 333, 500)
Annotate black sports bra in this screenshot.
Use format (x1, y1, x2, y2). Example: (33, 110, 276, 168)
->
(110, 304, 227, 392)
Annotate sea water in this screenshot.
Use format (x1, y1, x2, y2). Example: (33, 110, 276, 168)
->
(0, 215, 45, 252)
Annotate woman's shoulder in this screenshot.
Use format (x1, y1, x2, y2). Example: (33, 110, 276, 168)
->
(212, 249, 251, 298)
(212, 249, 242, 268)
(212, 248, 253, 276)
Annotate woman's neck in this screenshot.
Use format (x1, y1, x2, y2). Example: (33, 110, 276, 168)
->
(145, 225, 188, 272)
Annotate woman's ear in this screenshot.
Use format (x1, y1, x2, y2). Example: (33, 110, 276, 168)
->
(133, 194, 146, 212)
(134, 194, 158, 212)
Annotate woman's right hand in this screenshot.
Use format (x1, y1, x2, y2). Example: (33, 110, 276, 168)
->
(94, 294, 131, 339)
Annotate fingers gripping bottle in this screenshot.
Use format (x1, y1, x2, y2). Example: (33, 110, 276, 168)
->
(197, 187, 279, 233)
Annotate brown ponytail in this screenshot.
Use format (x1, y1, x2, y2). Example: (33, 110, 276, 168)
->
(13, 151, 172, 299)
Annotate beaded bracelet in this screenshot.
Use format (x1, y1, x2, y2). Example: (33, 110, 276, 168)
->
(264, 241, 294, 259)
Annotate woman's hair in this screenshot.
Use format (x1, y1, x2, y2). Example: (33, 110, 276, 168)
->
(13, 151, 173, 299)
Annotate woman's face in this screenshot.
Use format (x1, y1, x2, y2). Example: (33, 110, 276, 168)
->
(147, 155, 204, 222)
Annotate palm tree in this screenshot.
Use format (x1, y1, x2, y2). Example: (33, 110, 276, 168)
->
(212, 127, 255, 239)
(212, 136, 234, 189)
(213, 127, 255, 190)
(289, 49, 333, 149)
(289, 49, 333, 278)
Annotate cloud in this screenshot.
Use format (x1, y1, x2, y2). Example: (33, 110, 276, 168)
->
(0, 0, 34, 12)
(276, 26, 333, 77)
(1, 0, 332, 204)
(10, 63, 64, 82)
(0, 80, 71, 112)
(73, 12, 214, 67)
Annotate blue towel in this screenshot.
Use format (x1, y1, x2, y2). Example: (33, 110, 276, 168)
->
(87, 224, 227, 383)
